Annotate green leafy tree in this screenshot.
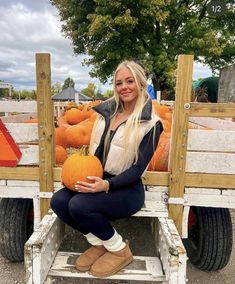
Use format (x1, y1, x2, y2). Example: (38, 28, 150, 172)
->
(62, 77, 75, 90)
(0, 80, 12, 98)
(50, 0, 235, 97)
(12, 90, 36, 100)
(81, 83, 97, 99)
(51, 81, 62, 96)
(103, 89, 114, 99)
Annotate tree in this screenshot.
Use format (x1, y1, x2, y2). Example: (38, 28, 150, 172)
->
(103, 89, 114, 99)
(81, 83, 97, 99)
(50, 0, 235, 97)
(51, 81, 62, 96)
(62, 77, 75, 90)
(11, 90, 36, 100)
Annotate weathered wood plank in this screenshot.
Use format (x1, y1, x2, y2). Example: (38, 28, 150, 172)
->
(189, 102, 235, 117)
(188, 129, 235, 152)
(168, 54, 194, 234)
(158, 218, 187, 283)
(36, 53, 55, 219)
(25, 213, 65, 284)
(133, 201, 168, 217)
(169, 187, 235, 208)
(186, 152, 235, 174)
(185, 187, 221, 195)
(142, 171, 169, 186)
(184, 190, 235, 208)
(0, 180, 6, 186)
(7, 180, 39, 186)
(189, 116, 235, 130)
(184, 173, 235, 189)
(5, 123, 38, 143)
(47, 252, 165, 282)
(0, 167, 39, 180)
(18, 145, 38, 165)
(0, 186, 38, 198)
(0, 113, 37, 123)
(0, 100, 37, 113)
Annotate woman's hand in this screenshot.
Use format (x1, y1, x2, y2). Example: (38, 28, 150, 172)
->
(74, 176, 109, 193)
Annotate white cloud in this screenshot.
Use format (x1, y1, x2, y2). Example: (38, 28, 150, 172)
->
(0, 0, 212, 93)
(0, 0, 110, 92)
(193, 62, 212, 80)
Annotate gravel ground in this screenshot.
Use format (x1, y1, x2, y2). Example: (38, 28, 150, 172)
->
(1, 210, 234, 284)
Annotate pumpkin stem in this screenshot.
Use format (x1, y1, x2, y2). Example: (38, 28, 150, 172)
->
(80, 145, 89, 156)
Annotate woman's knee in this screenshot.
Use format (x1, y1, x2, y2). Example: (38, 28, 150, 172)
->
(68, 196, 92, 219)
(50, 188, 71, 213)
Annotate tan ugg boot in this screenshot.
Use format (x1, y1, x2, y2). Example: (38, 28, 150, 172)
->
(75, 245, 106, 272)
(90, 240, 134, 277)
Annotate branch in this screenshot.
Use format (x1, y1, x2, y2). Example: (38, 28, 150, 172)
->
(155, 21, 161, 44)
(198, 0, 210, 21)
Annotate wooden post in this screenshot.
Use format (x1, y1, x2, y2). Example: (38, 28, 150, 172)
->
(168, 55, 194, 234)
(36, 53, 55, 219)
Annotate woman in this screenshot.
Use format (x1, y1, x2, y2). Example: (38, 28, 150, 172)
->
(51, 60, 163, 277)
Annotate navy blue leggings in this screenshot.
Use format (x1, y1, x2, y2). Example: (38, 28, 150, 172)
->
(50, 181, 144, 240)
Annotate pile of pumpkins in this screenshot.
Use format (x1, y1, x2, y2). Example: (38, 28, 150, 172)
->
(55, 100, 173, 173)
(55, 101, 101, 165)
(148, 101, 173, 172)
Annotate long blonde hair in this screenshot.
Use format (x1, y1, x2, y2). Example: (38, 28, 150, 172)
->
(91, 60, 150, 167)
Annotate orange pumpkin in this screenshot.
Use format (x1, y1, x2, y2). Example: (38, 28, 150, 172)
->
(148, 136, 170, 172)
(61, 149, 103, 191)
(164, 111, 172, 122)
(65, 108, 85, 125)
(55, 126, 68, 148)
(152, 101, 172, 120)
(55, 145, 67, 165)
(57, 116, 70, 128)
(162, 119, 172, 132)
(65, 121, 93, 148)
(89, 112, 97, 122)
(82, 104, 94, 119)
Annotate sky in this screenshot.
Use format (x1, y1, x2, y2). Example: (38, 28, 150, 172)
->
(0, 0, 212, 92)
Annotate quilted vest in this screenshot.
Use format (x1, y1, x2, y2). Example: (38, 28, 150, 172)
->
(89, 99, 160, 175)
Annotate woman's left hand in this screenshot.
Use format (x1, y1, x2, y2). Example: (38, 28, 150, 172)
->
(74, 176, 106, 193)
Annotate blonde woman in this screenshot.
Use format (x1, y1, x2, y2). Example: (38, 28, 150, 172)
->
(51, 60, 163, 277)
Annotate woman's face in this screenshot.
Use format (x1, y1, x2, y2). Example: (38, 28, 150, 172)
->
(115, 67, 139, 106)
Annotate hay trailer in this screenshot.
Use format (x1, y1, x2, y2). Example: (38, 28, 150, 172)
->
(0, 54, 234, 283)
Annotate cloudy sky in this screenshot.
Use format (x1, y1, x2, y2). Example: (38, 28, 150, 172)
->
(0, 0, 212, 92)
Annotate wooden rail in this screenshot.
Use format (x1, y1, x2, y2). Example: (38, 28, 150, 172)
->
(36, 54, 55, 219)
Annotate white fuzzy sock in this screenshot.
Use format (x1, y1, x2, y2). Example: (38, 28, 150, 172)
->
(84, 233, 103, 246)
(103, 230, 126, 252)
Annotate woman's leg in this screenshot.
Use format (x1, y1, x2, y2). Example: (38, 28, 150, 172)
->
(73, 184, 144, 274)
(50, 187, 88, 233)
(68, 183, 144, 240)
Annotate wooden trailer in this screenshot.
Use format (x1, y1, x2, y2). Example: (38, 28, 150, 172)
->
(0, 54, 235, 283)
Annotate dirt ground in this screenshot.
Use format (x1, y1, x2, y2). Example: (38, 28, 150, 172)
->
(1, 210, 234, 284)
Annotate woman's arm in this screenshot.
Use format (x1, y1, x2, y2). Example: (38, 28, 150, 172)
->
(106, 121, 163, 190)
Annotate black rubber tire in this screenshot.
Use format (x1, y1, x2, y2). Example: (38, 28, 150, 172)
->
(0, 198, 34, 262)
(184, 206, 233, 271)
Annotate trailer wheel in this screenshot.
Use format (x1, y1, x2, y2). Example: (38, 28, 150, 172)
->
(0, 198, 34, 262)
(184, 206, 232, 271)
